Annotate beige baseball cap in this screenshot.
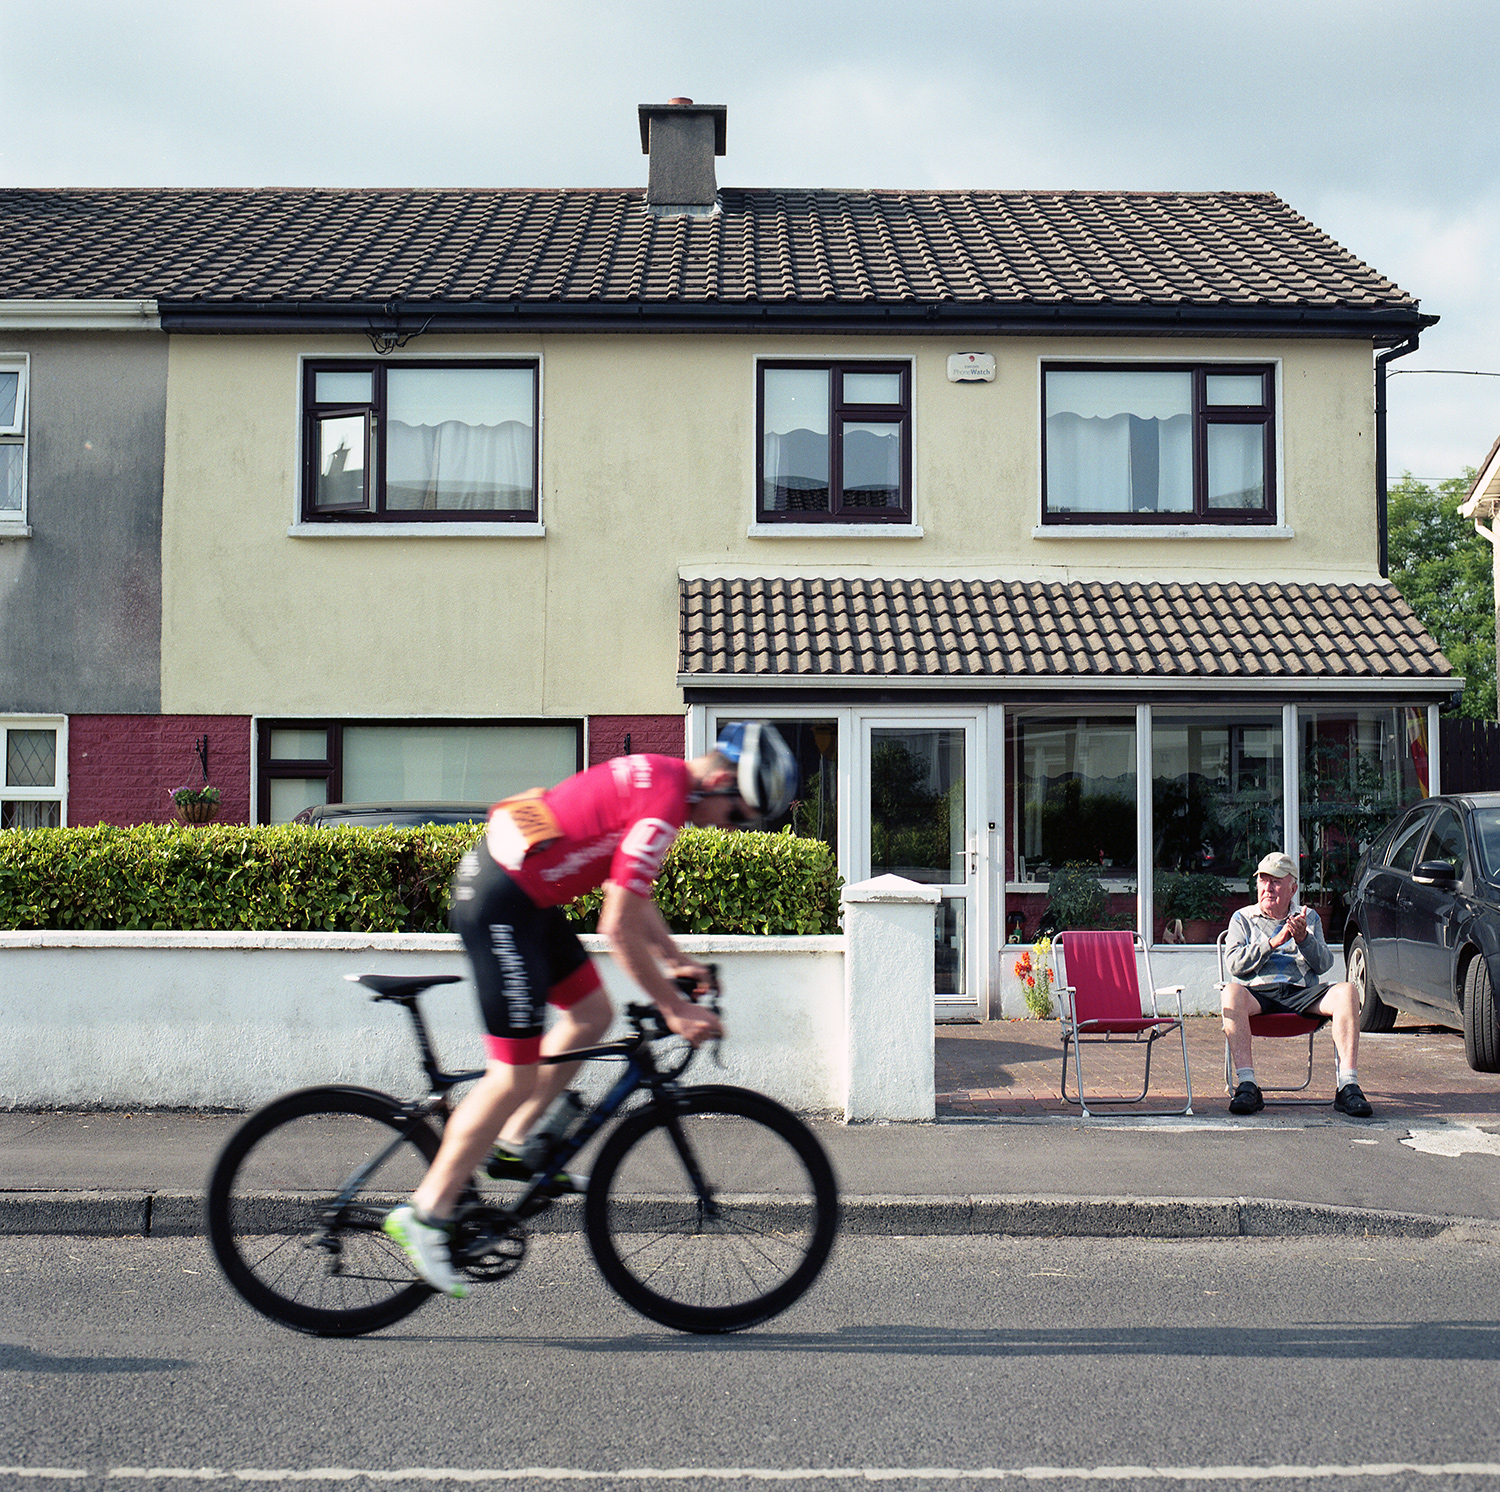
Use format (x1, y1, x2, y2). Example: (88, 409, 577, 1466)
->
(1256, 852, 1297, 879)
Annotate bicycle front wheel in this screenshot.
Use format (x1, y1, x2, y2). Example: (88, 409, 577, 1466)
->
(206, 1085, 441, 1337)
(584, 1085, 838, 1333)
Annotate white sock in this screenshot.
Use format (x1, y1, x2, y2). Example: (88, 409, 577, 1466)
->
(1338, 1067, 1358, 1090)
(1235, 1067, 1256, 1085)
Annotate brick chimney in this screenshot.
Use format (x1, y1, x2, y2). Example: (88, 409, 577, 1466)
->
(638, 99, 727, 217)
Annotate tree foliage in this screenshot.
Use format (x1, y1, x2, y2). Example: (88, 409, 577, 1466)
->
(1387, 470, 1496, 720)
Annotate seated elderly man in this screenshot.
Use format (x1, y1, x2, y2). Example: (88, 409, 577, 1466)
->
(1222, 851, 1373, 1118)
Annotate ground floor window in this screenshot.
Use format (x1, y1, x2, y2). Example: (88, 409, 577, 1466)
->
(256, 719, 583, 824)
(1298, 706, 1429, 940)
(1, 717, 65, 828)
(1151, 711, 1282, 938)
(702, 714, 840, 850)
(1007, 713, 1138, 937)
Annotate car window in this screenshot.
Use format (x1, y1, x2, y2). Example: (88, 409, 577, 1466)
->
(1473, 807, 1500, 880)
(1420, 806, 1468, 880)
(1386, 810, 1433, 873)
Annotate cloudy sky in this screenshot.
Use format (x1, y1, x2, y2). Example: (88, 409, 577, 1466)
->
(4, 0, 1496, 483)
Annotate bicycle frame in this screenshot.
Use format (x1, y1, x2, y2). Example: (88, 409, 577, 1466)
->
(356, 979, 717, 1230)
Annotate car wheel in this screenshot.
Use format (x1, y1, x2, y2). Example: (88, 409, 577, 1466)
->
(1462, 956, 1500, 1073)
(1348, 935, 1397, 1032)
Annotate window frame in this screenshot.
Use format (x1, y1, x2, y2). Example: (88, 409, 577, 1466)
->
(756, 359, 914, 524)
(256, 717, 584, 823)
(1, 715, 66, 828)
(300, 358, 541, 525)
(1040, 360, 1277, 527)
(0, 353, 30, 526)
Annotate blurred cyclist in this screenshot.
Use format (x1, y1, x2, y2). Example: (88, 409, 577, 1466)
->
(385, 722, 797, 1297)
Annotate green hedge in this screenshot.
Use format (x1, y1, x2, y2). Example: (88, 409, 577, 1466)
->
(0, 823, 842, 936)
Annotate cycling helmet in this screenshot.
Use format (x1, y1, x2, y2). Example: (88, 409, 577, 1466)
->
(714, 722, 798, 820)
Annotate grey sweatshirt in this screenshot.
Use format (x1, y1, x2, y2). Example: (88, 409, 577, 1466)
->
(1223, 904, 1335, 992)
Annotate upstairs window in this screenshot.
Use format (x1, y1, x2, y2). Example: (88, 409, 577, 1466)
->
(758, 361, 912, 523)
(302, 361, 539, 523)
(0, 355, 28, 521)
(1042, 363, 1275, 525)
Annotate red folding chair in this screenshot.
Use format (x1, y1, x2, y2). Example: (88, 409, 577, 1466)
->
(1216, 932, 1332, 1105)
(1051, 930, 1194, 1117)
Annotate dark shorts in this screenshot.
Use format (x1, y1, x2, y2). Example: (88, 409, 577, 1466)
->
(1248, 982, 1330, 1017)
(448, 839, 602, 1065)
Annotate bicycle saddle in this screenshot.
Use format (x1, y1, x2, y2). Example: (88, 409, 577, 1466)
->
(346, 972, 465, 1000)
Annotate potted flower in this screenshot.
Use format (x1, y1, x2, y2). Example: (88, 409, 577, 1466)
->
(1160, 871, 1229, 944)
(170, 784, 221, 825)
(1013, 936, 1056, 1019)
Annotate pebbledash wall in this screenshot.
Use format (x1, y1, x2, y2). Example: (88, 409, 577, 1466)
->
(0, 877, 938, 1121)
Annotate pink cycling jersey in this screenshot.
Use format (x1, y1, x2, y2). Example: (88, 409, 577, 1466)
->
(489, 754, 691, 908)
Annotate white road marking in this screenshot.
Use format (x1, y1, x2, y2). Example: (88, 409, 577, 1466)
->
(0, 1474, 88, 1482)
(89, 1463, 1500, 1483)
(1401, 1123, 1500, 1158)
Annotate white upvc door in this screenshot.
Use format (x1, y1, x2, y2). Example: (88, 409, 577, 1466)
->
(856, 711, 987, 1019)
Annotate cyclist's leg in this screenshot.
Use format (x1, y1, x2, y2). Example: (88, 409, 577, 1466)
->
(411, 846, 553, 1221)
(500, 917, 610, 1146)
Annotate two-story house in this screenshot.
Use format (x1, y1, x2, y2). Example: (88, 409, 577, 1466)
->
(0, 101, 1454, 1016)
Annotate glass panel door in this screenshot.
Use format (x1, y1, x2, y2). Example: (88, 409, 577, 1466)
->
(862, 717, 980, 1014)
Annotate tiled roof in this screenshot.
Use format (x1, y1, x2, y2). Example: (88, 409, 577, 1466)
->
(0, 188, 1424, 325)
(678, 576, 1454, 685)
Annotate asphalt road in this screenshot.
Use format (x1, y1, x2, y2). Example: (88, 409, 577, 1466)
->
(3, 1230, 1500, 1491)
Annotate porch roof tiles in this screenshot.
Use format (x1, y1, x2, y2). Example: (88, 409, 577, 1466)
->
(677, 576, 1454, 686)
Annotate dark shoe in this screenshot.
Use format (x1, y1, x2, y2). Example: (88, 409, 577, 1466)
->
(1335, 1083, 1374, 1118)
(1229, 1080, 1264, 1115)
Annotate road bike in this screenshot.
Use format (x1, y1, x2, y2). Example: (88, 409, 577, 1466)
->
(206, 967, 839, 1338)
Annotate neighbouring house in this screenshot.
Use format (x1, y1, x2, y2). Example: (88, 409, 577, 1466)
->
(1459, 433, 1500, 727)
(0, 100, 1457, 1016)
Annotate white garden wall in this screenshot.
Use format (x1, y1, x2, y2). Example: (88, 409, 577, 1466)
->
(0, 876, 941, 1119)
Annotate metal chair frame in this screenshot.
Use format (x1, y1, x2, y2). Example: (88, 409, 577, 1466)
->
(1216, 931, 1332, 1106)
(1051, 930, 1193, 1118)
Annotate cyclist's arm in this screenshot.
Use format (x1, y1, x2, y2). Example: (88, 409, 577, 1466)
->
(598, 881, 721, 1046)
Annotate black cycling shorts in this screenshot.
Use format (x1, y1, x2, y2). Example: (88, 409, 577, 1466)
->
(448, 838, 602, 1064)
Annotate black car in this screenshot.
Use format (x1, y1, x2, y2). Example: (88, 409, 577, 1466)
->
(292, 802, 491, 828)
(1345, 791, 1500, 1072)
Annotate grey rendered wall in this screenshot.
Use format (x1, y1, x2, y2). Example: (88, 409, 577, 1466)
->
(0, 331, 166, 712)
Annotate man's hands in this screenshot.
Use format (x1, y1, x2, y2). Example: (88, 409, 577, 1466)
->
(1276, 908, 1309, 947)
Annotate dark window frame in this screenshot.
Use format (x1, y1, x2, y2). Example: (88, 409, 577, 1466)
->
(1040, 361, 1277, 526)
(256, 717, 584, 824)
(301, 358, 540, 524)
(756, 359, 914, 524)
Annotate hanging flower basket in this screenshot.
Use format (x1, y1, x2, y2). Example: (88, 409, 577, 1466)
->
(170, 785, 221, 825)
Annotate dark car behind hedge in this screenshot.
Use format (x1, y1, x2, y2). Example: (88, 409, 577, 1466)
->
(1345, 791, 1500, 1072)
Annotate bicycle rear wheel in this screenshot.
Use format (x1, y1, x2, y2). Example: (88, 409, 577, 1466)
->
(583, 1084, 838, 1333)
(206, 1085, 441, 1337)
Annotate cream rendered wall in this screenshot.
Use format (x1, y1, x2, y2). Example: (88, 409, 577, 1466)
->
(161, 332, 1378, 715)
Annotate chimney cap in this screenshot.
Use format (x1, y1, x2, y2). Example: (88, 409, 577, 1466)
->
(638, 101, 727, 156)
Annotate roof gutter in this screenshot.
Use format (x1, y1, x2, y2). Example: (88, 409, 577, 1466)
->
(1376, 332, 1423, 576)
(156, 298, 1438, 341)
(0, 298, 160, 330)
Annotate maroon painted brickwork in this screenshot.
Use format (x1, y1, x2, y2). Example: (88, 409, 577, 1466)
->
(68, 716, 252, 826)
(586, 715, 686, 768)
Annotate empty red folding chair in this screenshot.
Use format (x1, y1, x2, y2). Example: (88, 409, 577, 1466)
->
(1051, 930, 1193, 1117)
(1216, 932, 1332, 1105)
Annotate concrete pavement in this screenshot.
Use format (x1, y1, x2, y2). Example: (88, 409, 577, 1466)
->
(3, 1015, 1499, 1241)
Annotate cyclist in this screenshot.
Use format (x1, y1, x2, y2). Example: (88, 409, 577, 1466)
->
(385, 721, 798, 1297)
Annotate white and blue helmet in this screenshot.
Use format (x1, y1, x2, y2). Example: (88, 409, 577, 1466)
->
(714, 722, 798, 820)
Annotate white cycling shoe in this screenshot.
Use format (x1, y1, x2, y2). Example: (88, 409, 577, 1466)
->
(383, 1204, 468, 1299)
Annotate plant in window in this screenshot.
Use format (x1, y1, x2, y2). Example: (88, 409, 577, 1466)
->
(1157, 871, 1230, 942)
(1041, 862, 1111, 932)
